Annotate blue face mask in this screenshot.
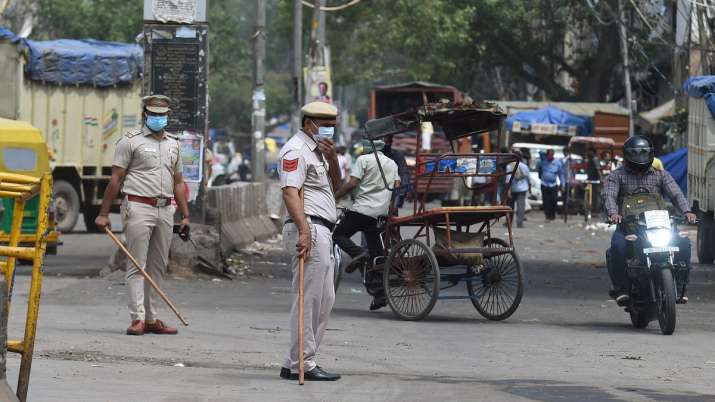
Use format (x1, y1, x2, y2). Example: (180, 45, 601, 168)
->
(311, 120, 334, 141)
(146, 115, 168, 132)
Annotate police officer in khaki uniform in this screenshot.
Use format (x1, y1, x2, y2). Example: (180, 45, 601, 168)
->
(279, 102, 342, 381)
(95, 95, 190, 336)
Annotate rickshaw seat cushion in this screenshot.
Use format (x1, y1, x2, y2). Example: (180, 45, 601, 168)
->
(432, 227, 484, 267)
(389, 205, 512, 224)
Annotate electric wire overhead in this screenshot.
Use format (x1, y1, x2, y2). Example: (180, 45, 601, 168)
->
(301, 0, 363, 11)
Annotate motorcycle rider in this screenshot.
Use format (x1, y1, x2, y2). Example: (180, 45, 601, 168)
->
(603, 136, 696, 305)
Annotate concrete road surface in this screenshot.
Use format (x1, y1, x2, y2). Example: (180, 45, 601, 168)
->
(4, 216, 715, 401)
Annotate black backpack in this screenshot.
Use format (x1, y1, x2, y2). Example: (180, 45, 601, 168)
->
(622, 190, 666, 233)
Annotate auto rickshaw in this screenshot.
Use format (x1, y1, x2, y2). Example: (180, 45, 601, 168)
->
(567, 136, 615, 222)
(0, 118, 59, 254)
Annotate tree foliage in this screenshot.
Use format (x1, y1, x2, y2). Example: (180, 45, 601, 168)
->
(16, 0, 665, 132)
(34, 0, 143, 42)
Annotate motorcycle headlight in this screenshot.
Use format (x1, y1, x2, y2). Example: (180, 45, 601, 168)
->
(646, 228, 672, 247)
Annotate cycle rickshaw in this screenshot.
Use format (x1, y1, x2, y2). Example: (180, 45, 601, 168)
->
(566, 136, 615, 222)
(347, 102, 524, 321)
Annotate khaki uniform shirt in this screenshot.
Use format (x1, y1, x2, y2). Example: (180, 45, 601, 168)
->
(113, 126, 183, 198)
(279, 131, 337, 223)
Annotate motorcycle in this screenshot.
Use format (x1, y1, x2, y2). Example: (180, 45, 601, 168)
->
(606, 193, 690, 335)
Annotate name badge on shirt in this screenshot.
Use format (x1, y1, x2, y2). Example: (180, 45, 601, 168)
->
(143, 147, 157, 153)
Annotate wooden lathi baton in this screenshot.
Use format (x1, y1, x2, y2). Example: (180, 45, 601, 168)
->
(298, 185, 306, 385)
(298, 254, 305, 385)
(104, 227, 189, 326)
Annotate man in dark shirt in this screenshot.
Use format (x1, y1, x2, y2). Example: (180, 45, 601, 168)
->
(382, 135, 410, 209)
(585, 149, 602, 212)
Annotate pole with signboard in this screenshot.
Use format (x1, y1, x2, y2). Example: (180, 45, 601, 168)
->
(252, 0, 266, 182)
(143, 0, 209, 221)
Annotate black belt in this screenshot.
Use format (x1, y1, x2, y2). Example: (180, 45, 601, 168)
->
(285, 215, 334, 231)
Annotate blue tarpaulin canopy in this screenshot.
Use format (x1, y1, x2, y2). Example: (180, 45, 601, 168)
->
(661, 147, 688, 195)
(0, 26, 17, 41)
(505, 106, 593, 136)
(683, 76, 715, 120)
(0, 26, 142, 87)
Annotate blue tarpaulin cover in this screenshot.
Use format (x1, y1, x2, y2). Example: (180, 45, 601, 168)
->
(1, 25, 142, 87)
(661, 147, 688, 195)
(505, 106, 593, 136)
(0, 26, 17, 41)
(683, 76, 715, 120)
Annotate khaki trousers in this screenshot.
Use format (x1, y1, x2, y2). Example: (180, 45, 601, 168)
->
(121, 198, 175, 322)
(282, 223, 335, 371)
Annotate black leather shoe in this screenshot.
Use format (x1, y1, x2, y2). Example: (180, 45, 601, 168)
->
(304, 366, 341, 381)
(279, 367, 297, 380)
(370, 297, 387, 311)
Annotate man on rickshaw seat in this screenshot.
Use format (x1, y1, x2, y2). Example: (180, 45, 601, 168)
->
(334, 139, 400, 310)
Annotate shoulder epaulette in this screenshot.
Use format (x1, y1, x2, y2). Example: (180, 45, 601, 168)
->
(125, 128, 143, 138)
(165, 131, 179, 140)
(279, 135, 307, 158)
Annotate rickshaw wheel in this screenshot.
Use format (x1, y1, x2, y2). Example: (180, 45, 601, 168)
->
(467, 238, 523, 321)
(384, 239, 440, 321)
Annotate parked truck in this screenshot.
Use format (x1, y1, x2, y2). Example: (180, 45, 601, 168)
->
(0, 31, 143, 232)
(684, 76, 715, 264)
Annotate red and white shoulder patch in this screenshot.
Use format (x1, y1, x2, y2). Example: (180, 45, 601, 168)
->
(283, 158, 299, 172)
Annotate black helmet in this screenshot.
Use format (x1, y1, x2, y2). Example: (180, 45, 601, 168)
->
(623, 135, 654, 172)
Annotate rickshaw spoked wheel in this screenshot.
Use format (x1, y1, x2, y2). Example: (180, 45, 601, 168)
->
(466, 238, 523, 321)
(384, 239, 440, 321)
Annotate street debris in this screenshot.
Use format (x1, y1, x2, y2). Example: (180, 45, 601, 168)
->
(249, 326, 282, 333)
(622, 355, 643, 361)
(584, 222, 616, 232)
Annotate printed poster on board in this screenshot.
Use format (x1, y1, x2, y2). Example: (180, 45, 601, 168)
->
(179, 132, 204, 183)
(152, 0, 196, 23)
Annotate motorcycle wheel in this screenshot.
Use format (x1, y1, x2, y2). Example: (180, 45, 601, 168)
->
(656, 269, 677, 335)
(629, 309, 649, 329)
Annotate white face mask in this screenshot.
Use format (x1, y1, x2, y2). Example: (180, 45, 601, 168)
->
(311, 120, 334, 141)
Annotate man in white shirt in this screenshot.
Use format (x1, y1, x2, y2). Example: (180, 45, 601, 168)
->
(336, 146, 351, 181)
(334, 139, 400, 310)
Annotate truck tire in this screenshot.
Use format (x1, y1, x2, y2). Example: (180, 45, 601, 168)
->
(697, 213, 714, 264)
(53, 180, 80, 233)
(82, 205, 102, 233)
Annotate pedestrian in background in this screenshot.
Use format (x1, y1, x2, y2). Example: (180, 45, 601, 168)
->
(95, 95, 190, 336)
(538, 149, 566, 221)
(586, 148, 603, 212)
(336, 145, 351, 182)
(507, 149, 531, 228)
(278, 101, 342, 381)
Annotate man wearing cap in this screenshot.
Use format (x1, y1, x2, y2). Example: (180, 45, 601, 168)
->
(333, 139, 399, 311)
(95, 95, 190, 336)
(279, 101, 342, 381)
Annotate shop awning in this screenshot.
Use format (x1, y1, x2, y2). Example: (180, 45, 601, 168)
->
(505, 106, 593, 136)
(639, 99, 675, 126)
